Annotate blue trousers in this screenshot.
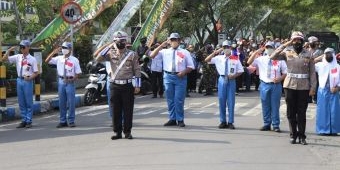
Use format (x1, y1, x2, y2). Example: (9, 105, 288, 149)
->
(164, 73, 187, 121)
(17, 78, 33, 123)
(107, 78, 112, 118)
(316, 87, 340, 134)
(58, 79, 76, 123)
(218, 76, 236, 123)
(259, 81, 282, 128)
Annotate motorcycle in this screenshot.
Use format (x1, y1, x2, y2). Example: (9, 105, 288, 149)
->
(84, 62, 108, 106)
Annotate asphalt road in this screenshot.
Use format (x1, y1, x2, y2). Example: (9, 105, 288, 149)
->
(0, 91, 339, 170)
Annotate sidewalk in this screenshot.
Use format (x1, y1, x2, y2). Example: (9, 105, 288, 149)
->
(0, 88, 87, 122)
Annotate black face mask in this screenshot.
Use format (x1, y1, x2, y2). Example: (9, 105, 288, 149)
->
(325, 54, 333, 63)
(116, 42, 126, 49)
(310, 43, 316, 49)
(293, 42, 303, 53)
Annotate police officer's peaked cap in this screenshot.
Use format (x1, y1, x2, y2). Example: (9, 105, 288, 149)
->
(62, 42, 72, 49)
(308, 36, 318, 43)
(169, 33, 180, 39)
(291, 31, 304, 40)
(20, 40, 31, 47)
(113, 31, 128, 41)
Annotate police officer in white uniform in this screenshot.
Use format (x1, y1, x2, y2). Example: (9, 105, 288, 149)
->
(150, 33, 194, 127)
(45, 42, 82, 128)
(205, 40, 244, 129)
(1, 40, 38, 128)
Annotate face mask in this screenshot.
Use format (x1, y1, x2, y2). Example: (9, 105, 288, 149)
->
(116, 42, 126, 49)
(293, 42, 303, 53)
(310, 43, 316, 48)
(224, 49, 231, 56)
(62, 49, 70, 55)
(325, 53, 333, 63)
(265, 49, 274, 56)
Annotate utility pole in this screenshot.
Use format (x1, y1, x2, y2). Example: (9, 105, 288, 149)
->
(13, 0, 23, 40)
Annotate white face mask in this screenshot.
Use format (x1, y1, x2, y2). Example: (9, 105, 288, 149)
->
(265, 49, 274, 56)
(224, 49, 231, 56)
(62, 49, 70, 55)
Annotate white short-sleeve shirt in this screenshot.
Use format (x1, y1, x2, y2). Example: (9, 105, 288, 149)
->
(211, 55, 244, 76)
(158, 48, 194, 72)
(150, 52, 163, 72)
(8, 54, 38, 77)
(48, 55, 82, 77)
(251, 55, 287, 83)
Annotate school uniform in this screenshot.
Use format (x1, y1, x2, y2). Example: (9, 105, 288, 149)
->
(158, 47, 194, 126)
(251, 55, 287, 130)
(8, 54, 38, 125)
(211, 54, 244, 126)
(315, 49, 340, 135)
(48, 55, 82, 125)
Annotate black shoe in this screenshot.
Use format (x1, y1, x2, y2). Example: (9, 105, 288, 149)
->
(164, 120, 177, 126)
(111, 133, 122, 140)
(204, 93, 213, 96)
(290, 138, 297, 144)
(25, 122, 32, 128)
(300, 139, 307, 145)
(69, 122, 76, 128)
(178, 121, 185, 127)
(218, 122, 228, 129)
(125, 134, 133, 139)
(186, 94, 191, 97)
(273, 127, 281, 133)
(228, 123, 235, 129)
(56, 122, 68, 128)
(159, 95, 164, 98)
(260, 126, 271, 131)
(151, 95, 157, 98)
(16, 122, 26, 128)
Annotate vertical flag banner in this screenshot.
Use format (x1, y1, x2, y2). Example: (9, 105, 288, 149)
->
(132, 0, 174, 50)
(31, 0, 118, 53)
(95, 0, 144, 49)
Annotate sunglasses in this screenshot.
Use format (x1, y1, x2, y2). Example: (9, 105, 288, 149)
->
(61, 46, 69, 49)
(170, 38, 179, 42)
(20, 45, 26, 49)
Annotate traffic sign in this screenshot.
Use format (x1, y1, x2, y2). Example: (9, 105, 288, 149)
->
(60, 1, 83, 24)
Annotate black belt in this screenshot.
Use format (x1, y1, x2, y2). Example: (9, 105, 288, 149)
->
(164, 71, 179, 75)
(59, 76, 74, 79)
(261, 80, 279, 84)
(18, 76, 29, 79)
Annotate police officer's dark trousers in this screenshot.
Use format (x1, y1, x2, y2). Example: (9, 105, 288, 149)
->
(110, 82, 134, 135)
(284, 88, 309, 140)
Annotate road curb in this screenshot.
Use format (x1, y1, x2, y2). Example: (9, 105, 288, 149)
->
(0, 94, 84, 122)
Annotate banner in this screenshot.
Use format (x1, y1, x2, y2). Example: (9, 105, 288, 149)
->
(95, 0, 144, 49)
(31, 0, 118, 53)
(132, 0, 174, 50)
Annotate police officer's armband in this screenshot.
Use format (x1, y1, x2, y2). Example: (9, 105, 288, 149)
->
(134, 77, 141, 88)
(100, 47, 110, 58)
